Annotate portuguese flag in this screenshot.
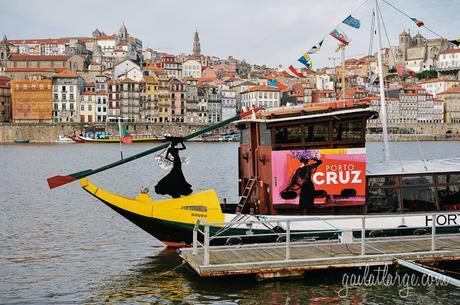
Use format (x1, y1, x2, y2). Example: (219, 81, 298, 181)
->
(119, 121, 132, 144)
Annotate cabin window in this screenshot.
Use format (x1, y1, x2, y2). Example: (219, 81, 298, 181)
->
(368, 176, 397, 187)
(437, 185, 460, 211)
(259, 123, 272, 146)
(275, 126, 302, 144)
(401, 175, 436, 212)
(367, 188, 400, 213)
(304, 122, 329, 142)
(437, 173, 460, 185)
(402, 186, 437, 212)
(333, 120, 363, 141)
(241, 128, 249, 144)
(402, 175, 434, 185)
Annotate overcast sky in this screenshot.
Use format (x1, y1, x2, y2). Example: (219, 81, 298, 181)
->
(1, 0, 459, 68)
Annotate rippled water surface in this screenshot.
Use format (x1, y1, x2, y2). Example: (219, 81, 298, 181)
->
(1, 141, 460, 304)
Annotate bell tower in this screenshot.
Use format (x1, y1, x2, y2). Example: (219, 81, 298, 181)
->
(0, 35, 10, 72)
(193, 29, 201, 56)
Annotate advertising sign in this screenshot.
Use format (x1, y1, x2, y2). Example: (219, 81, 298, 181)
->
(272, 148, 366, 206)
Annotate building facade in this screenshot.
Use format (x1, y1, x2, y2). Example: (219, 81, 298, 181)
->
(119, 78, 140, 122)
(170, 78, 186, 123)
(11, 78, 53, 122)
(52, 70, 84, 122)
(241, 85, 280, 109)
(182, 59, 202, 79)
(80, 91, 96, 122)
(0, 76, 11, 122)
(437, 86, 460, 123)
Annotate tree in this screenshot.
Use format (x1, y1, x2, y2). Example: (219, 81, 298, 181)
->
(416, 70, 437, 80)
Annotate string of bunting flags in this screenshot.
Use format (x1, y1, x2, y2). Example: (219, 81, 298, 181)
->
(270, 14, 361, 85)
(267, 0, 459, 90)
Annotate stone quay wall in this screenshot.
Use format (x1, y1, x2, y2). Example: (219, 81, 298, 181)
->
(0, 122, 231, 143)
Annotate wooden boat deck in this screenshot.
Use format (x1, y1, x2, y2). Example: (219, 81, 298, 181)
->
(179, 234, 460, 278)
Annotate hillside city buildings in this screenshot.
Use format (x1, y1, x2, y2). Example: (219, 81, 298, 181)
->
(0, 25, 460, 133)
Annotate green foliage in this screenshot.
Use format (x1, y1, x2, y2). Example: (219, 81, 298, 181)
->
(417, 70, 437, 80)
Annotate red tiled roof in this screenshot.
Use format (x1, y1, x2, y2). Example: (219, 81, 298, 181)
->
(440, 48, 460, 55)
(8, 54, 72, 61)
(82, 90, 96, 95)
(120, 77, 138, 83)
(437, 86, 460, 95)
(84, 82, 95, 86)
(7, 38, 70, 45)
(54, 69, 77, 77)
(96, 90, 107, 95)
(5, 67, 66, 72)
(96, 35, 116, 40)
(420, 78, 459, 84)
(242, 85, 280, 94)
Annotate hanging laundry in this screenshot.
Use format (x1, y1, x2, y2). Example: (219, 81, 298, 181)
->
(342, 15, 361, 29)
(410, 17, 424, 27)
(298, 53, 313, 70)
(307, 39, 324, 54)
(329, 28, 351, 46)
(287, 65, 304, 78)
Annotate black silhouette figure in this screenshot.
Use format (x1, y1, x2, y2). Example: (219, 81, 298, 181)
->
(155, 137, 193, 198)
(281, 157, 323, 214)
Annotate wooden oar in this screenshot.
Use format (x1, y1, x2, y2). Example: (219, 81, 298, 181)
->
(47, 108, 258, 189)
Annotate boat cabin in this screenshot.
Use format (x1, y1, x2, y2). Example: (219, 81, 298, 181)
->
(236, 101, 377, 215)
(236, 102, 460, 216)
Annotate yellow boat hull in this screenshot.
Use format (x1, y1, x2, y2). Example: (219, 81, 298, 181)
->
(80, 178, 225, 246)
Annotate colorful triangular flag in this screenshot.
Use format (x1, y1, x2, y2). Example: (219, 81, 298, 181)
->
(298, 53, 313, 70)
(329, 28, 351, 46)
(287, 65, 304, 78)
(307, 39, 324, 54)
(410, 17, 424, 27)
(342, 15, 361, 29)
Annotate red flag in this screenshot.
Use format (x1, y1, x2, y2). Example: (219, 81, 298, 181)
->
(396, 64, 405, 76)
(121, 136, 132, 144)
(287, 65, 304, 78)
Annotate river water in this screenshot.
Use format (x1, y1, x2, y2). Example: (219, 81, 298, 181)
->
(1, 141, 460, 304)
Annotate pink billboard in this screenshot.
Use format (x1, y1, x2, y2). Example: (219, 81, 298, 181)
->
(271, 148, 366, 207)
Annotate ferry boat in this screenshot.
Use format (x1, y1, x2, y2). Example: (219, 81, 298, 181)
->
(49, 0, 460, 247)
(79, 101, 460, 247)
(70, 133, 163, 143)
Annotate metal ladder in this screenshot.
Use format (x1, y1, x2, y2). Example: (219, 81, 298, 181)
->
(236, 177, 256, 213)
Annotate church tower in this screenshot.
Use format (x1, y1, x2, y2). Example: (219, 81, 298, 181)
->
(0, 35, 10, 72)
(398, 30, 411, 62)
(193, 30, 201, 56)
(118, 22, 129, 43)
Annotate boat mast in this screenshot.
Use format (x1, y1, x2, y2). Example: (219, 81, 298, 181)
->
(118, 116, 124, 160)
(375, 0, 390, 161)
(341, 46, 346, 99)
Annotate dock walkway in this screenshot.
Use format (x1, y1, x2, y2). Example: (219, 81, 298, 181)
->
(179, 214, 460, 279)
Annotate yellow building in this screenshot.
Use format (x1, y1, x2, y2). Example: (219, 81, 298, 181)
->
(80, 90, 96, 122)
(141, 75, 158, 122)
(11, 78, 52, 122)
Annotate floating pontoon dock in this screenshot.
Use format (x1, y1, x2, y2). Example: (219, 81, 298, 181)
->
(179, 213, 460, 279)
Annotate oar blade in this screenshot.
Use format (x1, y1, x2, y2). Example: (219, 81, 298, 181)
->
(47, 175, 77, 189)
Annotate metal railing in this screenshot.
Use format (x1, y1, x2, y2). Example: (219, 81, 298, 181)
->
(191, 212, 460, 266)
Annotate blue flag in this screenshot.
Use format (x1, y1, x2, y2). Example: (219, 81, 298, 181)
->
(343, 15, 360, 29)
(298, 53, 312, 70)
